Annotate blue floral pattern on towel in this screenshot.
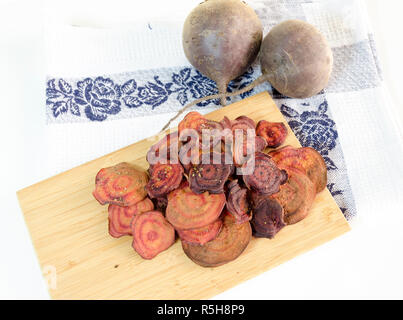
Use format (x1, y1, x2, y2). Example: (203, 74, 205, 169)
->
(280, 100, 338, 171)
(46, 67, 256, 122)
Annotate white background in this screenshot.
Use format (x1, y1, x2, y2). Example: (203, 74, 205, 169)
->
(0, 0, 403, 299)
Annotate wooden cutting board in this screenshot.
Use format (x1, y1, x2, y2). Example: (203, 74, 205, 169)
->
(17, 92, 350, 300)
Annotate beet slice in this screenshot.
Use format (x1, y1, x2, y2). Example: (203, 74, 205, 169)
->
(271, 167, 316, 224)
(231, 115, 256, 134)
(242, 152, 288, 195)
(146, 131, 180, 165)
(182, 213, 252, 267)
(178, 111, 208, 136)
(166, 183, 226, 230)
(146, 162, 184, 198)
(189, 152, 233, 194)
(226, 180, 250, 223)
(220, 116, 232, 131)
(108, 198, 154, 238)
(177, 219, 223, 245)
(269, 146, 327, 193)
(256, 120, 288, 148)
(93, 162, 148, 206)
(250, 195, 285, 239)
(131, 211, 175, 260)
(233, 134, 268, 166)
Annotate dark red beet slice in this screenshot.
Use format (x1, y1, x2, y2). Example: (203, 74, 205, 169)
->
(189, 152, 233, 194)
(166, 182, 226, 230)
(177, 219, 223, 245)
(242, 152, 288, 195)
(108, 198, 154, 238)
(271, 167, 316, 224)
(269, 146, 327, 193)
(146, 162, 184, 198)
(226, 180, 250, 223)
(146, 131, 180, 165)
(93, 162, 148, 206)
(182, 213, 252, 267)
(250, 195, 285, 239)
(256, 120, 288, 148)
(131, 211, 175, 260)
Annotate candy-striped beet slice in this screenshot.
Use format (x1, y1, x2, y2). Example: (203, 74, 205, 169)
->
(93, 162, 148, 206)
(242, 152, 288, 195)
(269, 146, 327, 193)
(131, 211, 175, 260)
(256, 120, 287, 148)
(182, 213, 251, 267)
(166, 183, 225, 230)
(146, 163, 184, 198)
(271, 167, 316, 224)
(177, 219, 223, 245)
(108, 198, 154, 238)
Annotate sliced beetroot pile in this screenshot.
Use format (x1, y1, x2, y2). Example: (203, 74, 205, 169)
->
(146, 162, 184, 198)
(182, 213, 252, 267)
(256, 120, 288, 148)
(242, 152, 288, 195)
(93, 112, 326, 262)
(131, 211, 175, 260)
(269, 146, 327, 193)
(250, 195, 285, 239)
(108, 197, 154, 238)
(177, 219, 223, 245)
(226, 180, 250, 223)
(271, 167, 316, 224)
(93, 162, 148, 206)
(166, 182, 225, 230)
(189, 152, 233, 194)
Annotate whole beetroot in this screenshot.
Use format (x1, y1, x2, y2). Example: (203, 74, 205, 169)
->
(182, 0, 263, 105)
(260, 19, 333, 98)
(161, 19, 333, 132)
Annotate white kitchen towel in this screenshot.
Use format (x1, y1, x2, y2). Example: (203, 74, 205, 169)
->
(43, 0, 403, 222)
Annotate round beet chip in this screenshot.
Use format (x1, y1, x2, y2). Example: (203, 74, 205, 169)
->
(256, 120, 287, 148)
(93, 162, 148, 206)
(182, 213, 252, 267)
(271, 167, 316, 224)
(131, 211, 175, 260)
(166, 182, 225, 230)
(189, 152, 232, 194)
(108, 198, 154, 238)
(146, 162, 184, 198)
(269, 146, 327, 193)
(251, 196, 285, 239)
(242, 152, 288, 195)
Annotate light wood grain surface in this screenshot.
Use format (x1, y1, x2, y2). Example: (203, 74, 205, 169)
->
(17, 92, 350, 300)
